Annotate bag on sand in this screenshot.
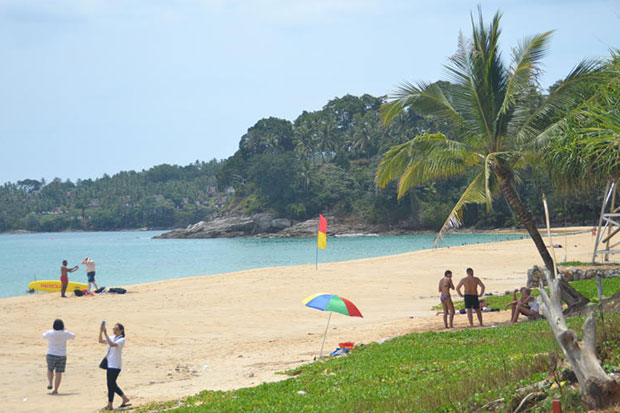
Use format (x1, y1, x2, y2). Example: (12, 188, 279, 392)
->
(74, 289, 84, 297)
(94, 287, 106, 294)
(108, 287, 127, 294)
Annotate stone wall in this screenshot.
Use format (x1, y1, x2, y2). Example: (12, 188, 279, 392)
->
(527, 265, 620, 287)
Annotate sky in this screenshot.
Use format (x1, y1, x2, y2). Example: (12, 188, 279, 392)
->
(0, 0, 618, 184)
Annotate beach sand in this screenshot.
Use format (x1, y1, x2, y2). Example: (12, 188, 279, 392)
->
(0, 228, 597, 412)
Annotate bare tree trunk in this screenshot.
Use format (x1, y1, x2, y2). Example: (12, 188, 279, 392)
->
(494, 166, 589, 308)
(538, 269, 620, 410)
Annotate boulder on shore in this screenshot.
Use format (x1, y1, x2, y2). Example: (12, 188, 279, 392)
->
(154, 213, 291, 239)
(153, 214, 385, 239)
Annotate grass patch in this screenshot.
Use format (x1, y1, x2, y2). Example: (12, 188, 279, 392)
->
(434, 277, 620, 310)
(138, 319, 585, 412)
(139, 314, 620, 413)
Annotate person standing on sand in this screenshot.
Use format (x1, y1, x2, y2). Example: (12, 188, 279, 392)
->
(438, 270, 456, 328)
(60, 260, 78, 298)
(99, 322, 131, 410)
(82, 257, 99, 292)
(43, 319, 75, 394)
(456, 268, 485, 327)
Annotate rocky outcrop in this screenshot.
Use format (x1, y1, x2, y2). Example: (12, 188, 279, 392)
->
(154, 213, 292, 239)
(260, 217, 373, 238)
(154, 214, 384, 239)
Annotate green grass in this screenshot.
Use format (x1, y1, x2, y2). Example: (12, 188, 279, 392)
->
(434, 276, 620, 310)
(138, 317, 620, 413)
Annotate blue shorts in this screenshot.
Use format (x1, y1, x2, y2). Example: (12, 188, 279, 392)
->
(87, 272, 96, 282)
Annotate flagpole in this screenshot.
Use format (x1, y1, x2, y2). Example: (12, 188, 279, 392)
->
(315, 245, 319, 270)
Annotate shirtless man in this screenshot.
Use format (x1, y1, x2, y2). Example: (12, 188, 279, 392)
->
(82, 257, 99, 293)
(438, 270, 455, 328)
(60, 260, 78, 298)
(456, 268, 486, 327)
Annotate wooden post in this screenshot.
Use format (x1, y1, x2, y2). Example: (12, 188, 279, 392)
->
(605, 184, 617, 261)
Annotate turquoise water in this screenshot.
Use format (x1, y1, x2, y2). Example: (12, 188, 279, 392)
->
(0, 231, 524, 298)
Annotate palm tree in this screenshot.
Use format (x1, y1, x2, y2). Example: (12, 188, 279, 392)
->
(375, 9, 599, 307)
(544, 52, 620, 190)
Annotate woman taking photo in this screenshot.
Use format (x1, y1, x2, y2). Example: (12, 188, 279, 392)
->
(99, 322, 131, 410)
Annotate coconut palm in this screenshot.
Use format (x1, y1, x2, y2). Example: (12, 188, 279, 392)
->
(375, 9, 600, 307)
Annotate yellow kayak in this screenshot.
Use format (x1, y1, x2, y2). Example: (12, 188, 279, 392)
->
(28, 280, 88, 293)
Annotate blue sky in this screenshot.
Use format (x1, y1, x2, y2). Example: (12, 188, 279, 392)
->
(0, 0, 618, 184)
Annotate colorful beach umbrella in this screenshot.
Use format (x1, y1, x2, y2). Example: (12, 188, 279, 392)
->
(302, 293, 363, 358)
(303, 293, 363, 317)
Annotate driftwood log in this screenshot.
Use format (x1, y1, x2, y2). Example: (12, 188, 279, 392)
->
(538, 269, 620, 410)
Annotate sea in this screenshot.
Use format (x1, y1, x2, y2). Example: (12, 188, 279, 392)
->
(0, 230, 525, 299)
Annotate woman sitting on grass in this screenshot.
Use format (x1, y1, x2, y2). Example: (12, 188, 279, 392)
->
(505, 287, 540, 323)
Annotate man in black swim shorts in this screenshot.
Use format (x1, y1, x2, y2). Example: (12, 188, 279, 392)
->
(464, 294, 480, 310)
(456, 268, 486, 327)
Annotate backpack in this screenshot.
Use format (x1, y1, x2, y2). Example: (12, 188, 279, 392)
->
(74, 289, 84, 297)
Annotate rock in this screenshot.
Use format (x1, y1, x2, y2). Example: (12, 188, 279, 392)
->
(527, 265, 620, 288)
(271, 218, 292, 230)
(527, 265, 547, 287)
(154, 213, 289, 239)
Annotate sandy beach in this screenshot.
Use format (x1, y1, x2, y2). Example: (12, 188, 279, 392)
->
(0, 228, 597, 412)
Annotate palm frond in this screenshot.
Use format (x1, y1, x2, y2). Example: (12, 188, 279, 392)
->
(375, 132, 479, 199)
(446, 9, 507, 147)
(381, 81, 465, 128)
(499, 31, 552, 117)
(434, 172, 490, 245)
(516, 58, 604, 143)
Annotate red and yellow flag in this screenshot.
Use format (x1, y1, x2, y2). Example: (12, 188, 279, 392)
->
(317, 214, 327, 249)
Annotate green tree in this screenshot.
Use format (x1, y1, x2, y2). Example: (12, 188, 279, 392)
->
(376, 9, 598, 307)
(248, 153, 302, 214)
(239, 117, 295, 159)
(544, 53, 620, 190)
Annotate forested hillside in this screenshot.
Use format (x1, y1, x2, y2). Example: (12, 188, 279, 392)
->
(0, 92, 602, 233)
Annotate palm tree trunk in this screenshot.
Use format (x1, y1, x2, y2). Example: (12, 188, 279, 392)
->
(494, 167, 589, 308)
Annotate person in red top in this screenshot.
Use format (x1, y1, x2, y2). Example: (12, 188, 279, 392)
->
(60, 260, 78, 298)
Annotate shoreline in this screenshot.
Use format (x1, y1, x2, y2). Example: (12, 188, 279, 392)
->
(0, 224, 592, 237)
(0, 227, 597, 412)
(5, 231, 529, 302)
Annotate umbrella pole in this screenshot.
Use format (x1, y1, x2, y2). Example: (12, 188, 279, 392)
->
(319, 312, 332, 359)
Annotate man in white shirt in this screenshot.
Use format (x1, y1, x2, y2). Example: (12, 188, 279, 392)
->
(43, 319, 75, 394)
